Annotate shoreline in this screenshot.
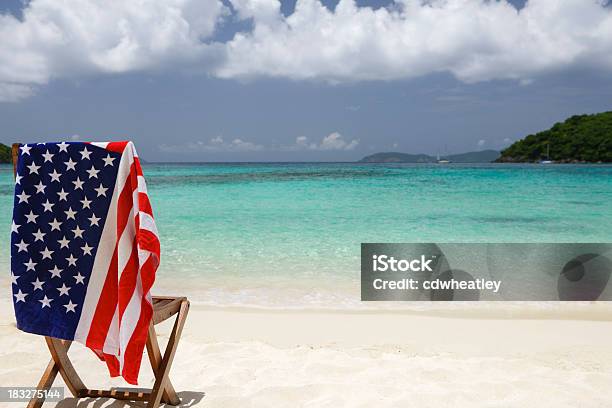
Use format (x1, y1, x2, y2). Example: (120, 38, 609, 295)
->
(185, 302, 612, 321)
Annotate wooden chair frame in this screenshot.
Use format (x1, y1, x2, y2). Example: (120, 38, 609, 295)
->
(12, 144, 190, 407)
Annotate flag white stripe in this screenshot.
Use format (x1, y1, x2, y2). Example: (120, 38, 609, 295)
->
(90, 142, 109, 149)
(116, 205, 136, 279)
(102, 306, 119, 355)
(137, 176, 147, 194)
(139, 212, 158, 236)
(118, 269, 144, 372)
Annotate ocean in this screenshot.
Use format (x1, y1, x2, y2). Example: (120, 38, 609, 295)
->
(2, 163, 611, 308)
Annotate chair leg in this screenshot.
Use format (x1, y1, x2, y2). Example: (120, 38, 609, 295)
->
(46, 338, 86, 397)
(148, 300, 189, 408)
(27, 356, 61, 408)
(147, 323, 180, 405)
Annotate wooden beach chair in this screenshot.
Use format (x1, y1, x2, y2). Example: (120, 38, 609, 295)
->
(11, 144, 190, 408)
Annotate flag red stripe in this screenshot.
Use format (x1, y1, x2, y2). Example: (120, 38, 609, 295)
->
(134, 157, 144, 176)
(138, 192, 153, 216)
(139, 252, 157, 297)
(106, 141, 129, 153)
(120, 296, 153, 384)
(139, 229, 160, 258)
(85, 248, 118, 350)
(117, 237, 139, 320)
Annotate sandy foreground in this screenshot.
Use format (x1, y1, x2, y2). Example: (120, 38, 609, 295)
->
(1, 298, 612, 408)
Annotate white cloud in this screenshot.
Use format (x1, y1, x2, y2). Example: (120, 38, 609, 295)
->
(219, 0, 612, 82)
(0, 0, 227, 100)
(159, 136, 264, 152)
(288, 133, 359, 151)
(160, 132, 358, 153)
(2, 0, 612, 101)
(477, 139, 486, 147)
(319, 132, 359, 150)
(0, 83, 35, 102)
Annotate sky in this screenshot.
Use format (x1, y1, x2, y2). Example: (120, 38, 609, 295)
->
(0, 0, 611, 162)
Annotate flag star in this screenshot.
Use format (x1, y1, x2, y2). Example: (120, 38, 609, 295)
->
(42, 150, 54, 162)
(64, 300, 78, 313)
(32, 278, 45, 291)
(65, 158, 77, 171)
(66, 254, 78, 267)
(39, 295, 53, 308)
(14, 240, 29, 255)
(74, 273, 85, 284)
(49, 218, 62, 231)
(102, 154, 116, 167)
(25, 210, 39, 223)
(80, 147, 92, 160)
(80, 197, 92, 209)
(58, 236, 70, 248)
(40, 246, 54, 259)
(65, 207, 77, 220)
(57, 284, 71, 296)
(50, 169, 62, 182)
(14, 290, 27, 303)
(86, 166, 100, 179)
(15, 174, 22, 185)
(20, 144, 32, 155)
(17, 191, 30, 203)
(49, 265, 63, 278)
(33, 229, 46, 242)
(27, 162, 41, 174)
(10, 271, 19, 285)
(72, 225, 84, 239)
(34, 181, 47, 194)
(72, 177, 84, 190)
(57, 188, 69, 201)
(95, 184, 108, 197)
(57, 141, 69, 152)
(24, 258, 37, 271)
(81, 243, 94, 256)
(15, 239, 29, 252)
(88, 213, 100, 227)
(11, 221, 20, 233)
(42, 199, 55, 212)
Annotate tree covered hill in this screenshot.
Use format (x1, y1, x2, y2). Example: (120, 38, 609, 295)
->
(497, 111, 612, 163)
(0, 143, 11, 163)
(358, 150, 499, 163)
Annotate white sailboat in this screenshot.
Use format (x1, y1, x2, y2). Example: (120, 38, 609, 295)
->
(437, 149, 451, 164)
(539, 143, 553, 164)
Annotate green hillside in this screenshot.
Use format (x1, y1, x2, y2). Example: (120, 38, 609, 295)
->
(497, 111, 612, 163)
(358, 150, 499, 163)
(0, 143, 11, 163)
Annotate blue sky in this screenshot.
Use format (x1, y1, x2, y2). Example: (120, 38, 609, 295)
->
(1, 0, 611, 162)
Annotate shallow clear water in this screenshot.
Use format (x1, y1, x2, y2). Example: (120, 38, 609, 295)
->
(1, 163, 611, 307)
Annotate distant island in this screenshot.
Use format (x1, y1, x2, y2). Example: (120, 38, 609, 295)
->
(0, 143, 11, 163)
(358, 149, 500, 163)
(497, 111, 612, 163)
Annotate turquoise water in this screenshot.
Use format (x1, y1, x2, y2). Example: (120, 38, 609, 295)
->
(2, 163, 611, 306)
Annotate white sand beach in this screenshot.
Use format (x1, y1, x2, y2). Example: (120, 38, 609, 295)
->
(1, 295, 612, 408)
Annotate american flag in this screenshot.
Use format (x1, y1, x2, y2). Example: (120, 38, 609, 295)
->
(10, 141, 159, 385)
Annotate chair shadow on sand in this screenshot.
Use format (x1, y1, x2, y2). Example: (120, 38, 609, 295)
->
(54, 390, 205, 407)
